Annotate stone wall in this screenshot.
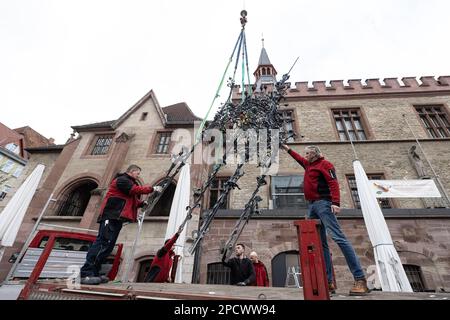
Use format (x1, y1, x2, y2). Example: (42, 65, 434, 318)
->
(199, 217, 450, 291)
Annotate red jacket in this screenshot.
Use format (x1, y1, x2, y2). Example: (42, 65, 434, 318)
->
(148, 232, 179, 283)
(287, 149, 340, 206)
(98, 173, 153, 222)
(251, 261, 269, 287)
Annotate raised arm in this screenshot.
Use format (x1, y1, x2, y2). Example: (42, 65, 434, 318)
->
(284, 146, 308, 169)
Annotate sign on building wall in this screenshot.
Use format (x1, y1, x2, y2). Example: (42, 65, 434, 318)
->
(369, 180, 441, 198)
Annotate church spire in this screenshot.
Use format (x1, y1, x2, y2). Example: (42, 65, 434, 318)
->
(253, 39, 277, 92)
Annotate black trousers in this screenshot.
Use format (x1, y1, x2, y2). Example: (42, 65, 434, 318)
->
(80, 219, 123, 278)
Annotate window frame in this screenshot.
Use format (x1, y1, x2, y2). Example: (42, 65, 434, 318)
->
(208, 177, 230, 210)
(82, 132, 116, 158)
(403, 264, 427, 292)
(90, 135, 114, 156)
(414, 105, 450, 139)
(0, 185, 12, 201)
(271, 175, 308, 209)
(136, 257, 154, 283)
(153, 131, 173, 155)
(330, 107, 371, 142)
(5, 143, 19, 153)
(278, 109, 298, 142)
(346, 173, 394, 209)
(12, 166, 24, 178)
(206, 262, 231, 285)
(1, 160, 15, 173)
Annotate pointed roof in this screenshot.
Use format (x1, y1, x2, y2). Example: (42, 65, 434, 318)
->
(71, 90, 202, 132)
(258, 47, 272, 65)
(253, 43, 278, 91)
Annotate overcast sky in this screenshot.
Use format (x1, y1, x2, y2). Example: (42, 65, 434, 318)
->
(1, 0, 450, 144)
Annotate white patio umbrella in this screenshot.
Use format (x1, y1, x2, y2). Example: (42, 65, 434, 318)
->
(164, 163, 190, 283)
(0, 164, 45, 248)
(353, 160, 413, 292)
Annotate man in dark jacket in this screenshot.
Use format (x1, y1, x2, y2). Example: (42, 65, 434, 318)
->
(281, 144, 368, 296)
(144, 225, 183, 283)
(80, 164, 161, 285)
(222, 243, 255, 286)
(249, 251, 269, 287)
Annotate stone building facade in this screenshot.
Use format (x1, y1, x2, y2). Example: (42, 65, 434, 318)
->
(197, 48, 450, 292)
(1, 47, 449, 294)
(0, 90, 207, 283)
(0, 123, 54, 211)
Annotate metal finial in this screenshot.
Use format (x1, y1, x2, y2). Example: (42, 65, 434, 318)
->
(240, 10, 247, 27)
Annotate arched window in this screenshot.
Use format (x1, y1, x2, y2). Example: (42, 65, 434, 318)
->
(136, 258, 154, 283)
(403, 264, 426, 292)
(207, 262, 230, 285)
(262, 68, 267, 76)
(149, 181, 176, 216)
(55, 180, 98, 216)
(271, 250, 301, 287)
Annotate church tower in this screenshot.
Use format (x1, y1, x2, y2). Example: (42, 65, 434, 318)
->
(253, 38, 277, 92)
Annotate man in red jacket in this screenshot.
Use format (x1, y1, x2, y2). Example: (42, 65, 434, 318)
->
(144, 225, 183, 283)
(80, 164, 161, 285)
(249, 251, 269, 287)
(281, 144, 369, 296)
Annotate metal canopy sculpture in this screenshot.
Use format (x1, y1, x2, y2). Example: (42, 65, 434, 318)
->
(122, 11, 298, 281)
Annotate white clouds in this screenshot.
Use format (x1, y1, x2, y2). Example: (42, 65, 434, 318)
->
(1, 0, 450, 144)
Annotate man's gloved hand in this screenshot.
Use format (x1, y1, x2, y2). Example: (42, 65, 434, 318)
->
(140, 200, 149, 208)
(280, 144, 290, 152)
(153, 186, 163, 193)
(236, 282, 247, 286)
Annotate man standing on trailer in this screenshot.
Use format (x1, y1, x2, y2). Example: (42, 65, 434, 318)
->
(80, 164, 162, 285)
(281, 144, 369, 295)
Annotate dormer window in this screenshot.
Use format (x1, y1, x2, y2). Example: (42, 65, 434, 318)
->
(90, 135, 114, 155)
(5, 143, 19, 154)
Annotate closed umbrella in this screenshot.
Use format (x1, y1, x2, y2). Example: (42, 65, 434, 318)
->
(164, 163, 190, 283)
(0, 164, 45, 247)
(353, 160, 413, 292)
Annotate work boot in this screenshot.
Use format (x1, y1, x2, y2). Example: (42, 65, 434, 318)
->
(349, 279, 369, 296)
(80, 276, 101, 285)
(328, 282, 336, 294)
(100, 275, 110, 284)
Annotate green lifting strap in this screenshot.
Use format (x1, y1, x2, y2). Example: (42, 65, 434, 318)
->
(243, 31, 253, 97)
(241, 37, 246, 102)
(195, 11, 253, 142)
(194, 31, 244, 144)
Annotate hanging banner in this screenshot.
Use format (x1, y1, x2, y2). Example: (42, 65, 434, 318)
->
(369, 180, 441, 198)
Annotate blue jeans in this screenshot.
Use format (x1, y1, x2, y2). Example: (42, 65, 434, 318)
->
(307, 200, 365, 283)
(80, 219, 123, 277)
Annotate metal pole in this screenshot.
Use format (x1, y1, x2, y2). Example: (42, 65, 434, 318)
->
(120, 212, 146, 283)
(4, 193, 55, 283)
(38, 223, 98, 234)
(402, 114, 450, 206)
